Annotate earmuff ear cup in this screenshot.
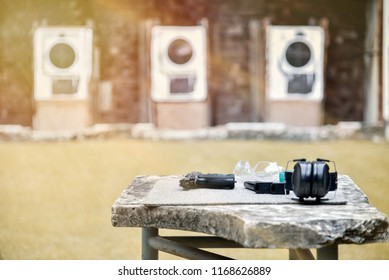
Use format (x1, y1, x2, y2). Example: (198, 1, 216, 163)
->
(292, 162, 312, 198)
(311, 161, 330, 198)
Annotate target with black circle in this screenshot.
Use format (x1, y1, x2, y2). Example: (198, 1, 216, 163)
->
(151, 26, 207, 102)
(285, 41, 312, 68)
(267, 26, 324, 100)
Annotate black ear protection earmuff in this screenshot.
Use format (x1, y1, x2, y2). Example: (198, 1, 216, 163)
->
(285, 158, 337, 202)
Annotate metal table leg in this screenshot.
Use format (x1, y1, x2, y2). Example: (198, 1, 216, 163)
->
(148, 236, 233, 260)
(142, 227, 159, 260)
(289, 249, 315, 260)
(141, 229, 338, 260)
(317, 244, 338, 260)
(289, 249, 299, 260)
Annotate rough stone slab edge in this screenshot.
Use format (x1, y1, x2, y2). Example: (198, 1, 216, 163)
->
(111, 175, 389, 248)
(0, 122, 386, 142)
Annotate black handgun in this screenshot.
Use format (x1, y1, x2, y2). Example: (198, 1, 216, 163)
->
(179, 172, 235, 189)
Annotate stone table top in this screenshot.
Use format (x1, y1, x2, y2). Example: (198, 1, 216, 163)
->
(111, 175, 389, 249)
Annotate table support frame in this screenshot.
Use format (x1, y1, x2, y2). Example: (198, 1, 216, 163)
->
(141, 227, 339, 260)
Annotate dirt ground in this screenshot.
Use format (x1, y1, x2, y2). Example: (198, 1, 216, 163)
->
(0, 139, 388, 259)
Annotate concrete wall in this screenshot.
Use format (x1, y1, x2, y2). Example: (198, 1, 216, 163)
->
(33, 99, 91, 131)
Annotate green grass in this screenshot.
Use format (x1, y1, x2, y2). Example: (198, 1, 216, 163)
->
(0, 139, 388, 259)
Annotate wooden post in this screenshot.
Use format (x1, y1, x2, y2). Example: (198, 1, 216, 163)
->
(319, 17, 330, 124)
(138, 19, 155, 123)
(199, 17, 212, 126)
(249, 17, 271, 122)
(383, 0, 389, 140)
(249, 20, 260, 122)
(364, 0, 381, 124)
